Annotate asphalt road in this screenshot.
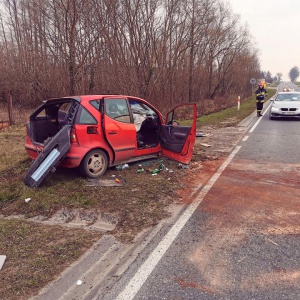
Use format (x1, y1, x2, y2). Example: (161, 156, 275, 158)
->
(95, 104, 300, 300)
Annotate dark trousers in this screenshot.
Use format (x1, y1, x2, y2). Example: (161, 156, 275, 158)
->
(256, 101, 263, 112)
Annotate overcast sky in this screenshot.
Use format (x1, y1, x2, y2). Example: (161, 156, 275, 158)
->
(228, 0, 300, 80)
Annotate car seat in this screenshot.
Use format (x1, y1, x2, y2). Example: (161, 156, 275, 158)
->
(108, 103, 120, 119)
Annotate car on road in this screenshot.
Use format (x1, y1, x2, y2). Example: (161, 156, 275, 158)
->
(269, 91, 300, 120)
(24, 95, 197, 187)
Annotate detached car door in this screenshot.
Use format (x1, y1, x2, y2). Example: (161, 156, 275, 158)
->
(160, 103, 197, 164)
(103, 97, 137, 163)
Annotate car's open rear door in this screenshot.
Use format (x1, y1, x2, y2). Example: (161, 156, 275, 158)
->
(160, 103, 197, 164)
(24, 125, 72, 188)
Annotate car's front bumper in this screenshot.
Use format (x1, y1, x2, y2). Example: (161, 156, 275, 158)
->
(270, 107, 300, 117)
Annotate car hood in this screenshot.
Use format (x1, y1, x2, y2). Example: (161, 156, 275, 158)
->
(273, 100, 300, 108)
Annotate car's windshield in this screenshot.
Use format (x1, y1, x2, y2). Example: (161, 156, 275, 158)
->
(275, 93, 300, 101)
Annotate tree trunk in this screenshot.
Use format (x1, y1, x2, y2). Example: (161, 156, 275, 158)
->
(7, 92, 14, 125)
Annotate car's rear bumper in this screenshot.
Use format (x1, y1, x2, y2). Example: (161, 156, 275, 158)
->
(25, 145, 82, 168)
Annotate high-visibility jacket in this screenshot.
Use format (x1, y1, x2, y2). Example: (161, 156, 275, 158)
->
(256, 87, 267, 102)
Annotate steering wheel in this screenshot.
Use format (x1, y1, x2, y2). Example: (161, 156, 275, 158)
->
(167, 120, 180, 126)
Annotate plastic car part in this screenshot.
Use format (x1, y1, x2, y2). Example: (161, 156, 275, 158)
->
(24, 125, 72, 188)
(79, 149, 108, 178)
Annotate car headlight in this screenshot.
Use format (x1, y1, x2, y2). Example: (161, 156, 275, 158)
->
(271, 105, 280, 112)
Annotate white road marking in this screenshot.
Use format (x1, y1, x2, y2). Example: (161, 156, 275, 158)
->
(249, 102, 272, 133)
(116, 146, 242, 300)
(249, 116, 263, 133)
(242, 136, 249, 142)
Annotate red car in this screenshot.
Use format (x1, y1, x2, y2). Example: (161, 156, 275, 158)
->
(24, 95, 197, 187)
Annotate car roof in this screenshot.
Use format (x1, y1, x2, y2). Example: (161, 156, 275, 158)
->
(70, 95, 144, 100)
(45, 95, 146, 103)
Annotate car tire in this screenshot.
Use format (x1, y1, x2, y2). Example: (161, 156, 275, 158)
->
(80, 149, 108, 178)
(269, 112, 273, 120)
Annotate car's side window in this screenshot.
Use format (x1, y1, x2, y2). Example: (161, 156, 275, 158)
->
(76, 106, 97, 124)
(105, 99, 130, 123)
(90, 100, 100, 110)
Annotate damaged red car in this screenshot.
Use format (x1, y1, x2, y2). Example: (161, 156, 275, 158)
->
(24, 95, 197, 187)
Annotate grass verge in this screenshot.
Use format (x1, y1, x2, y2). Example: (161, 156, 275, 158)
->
(197, 89, 275, 127)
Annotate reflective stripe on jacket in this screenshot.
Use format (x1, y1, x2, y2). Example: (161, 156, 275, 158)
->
(256, 87, 267, 101)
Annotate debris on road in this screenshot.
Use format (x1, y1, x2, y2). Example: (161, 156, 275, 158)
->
(0, 255, 6, 271)
(86, 178, 126, 187)
(178, 163, 189, 170)
(115, 163, 129, 170)
(151, 163, 165, 174)
(196, 132, 207, 137)
(200, 143, 212, 147)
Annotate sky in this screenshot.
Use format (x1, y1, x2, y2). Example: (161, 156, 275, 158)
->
(228, 0, 300, 81)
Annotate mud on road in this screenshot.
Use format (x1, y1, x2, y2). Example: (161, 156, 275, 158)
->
(191, 159, 300, 298)
(182, 123, 300, 298)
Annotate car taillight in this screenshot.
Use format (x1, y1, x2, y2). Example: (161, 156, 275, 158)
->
(70, 128, 78, 144)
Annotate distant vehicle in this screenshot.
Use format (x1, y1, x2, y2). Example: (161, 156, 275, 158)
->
(24, 95, 197, 187)
(269, 92, 300, 120)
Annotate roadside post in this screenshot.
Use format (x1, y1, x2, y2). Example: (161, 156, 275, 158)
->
(237, 96, 240, 110)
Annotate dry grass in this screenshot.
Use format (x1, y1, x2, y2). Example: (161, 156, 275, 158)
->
(0, 123, 192, 300)
(0, 219, 100, 300)
(0, 124, 181, 236)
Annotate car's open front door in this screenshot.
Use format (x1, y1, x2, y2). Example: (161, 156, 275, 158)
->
(160, 103, 197, 164)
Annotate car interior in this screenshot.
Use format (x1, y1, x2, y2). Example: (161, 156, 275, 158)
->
(28, 100, 78, 144)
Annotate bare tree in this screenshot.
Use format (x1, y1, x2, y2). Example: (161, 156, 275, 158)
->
(0, 0, 260, 113)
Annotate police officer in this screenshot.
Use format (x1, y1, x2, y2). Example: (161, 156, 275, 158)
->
(255, 82, 268, 116)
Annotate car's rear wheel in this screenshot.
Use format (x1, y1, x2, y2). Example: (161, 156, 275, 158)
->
(80, 149, 108, 178)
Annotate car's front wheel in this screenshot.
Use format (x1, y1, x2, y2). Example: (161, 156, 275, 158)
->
(80, 149, 108, 178)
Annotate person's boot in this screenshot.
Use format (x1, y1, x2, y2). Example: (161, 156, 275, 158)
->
(257, 111, 260, 117)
